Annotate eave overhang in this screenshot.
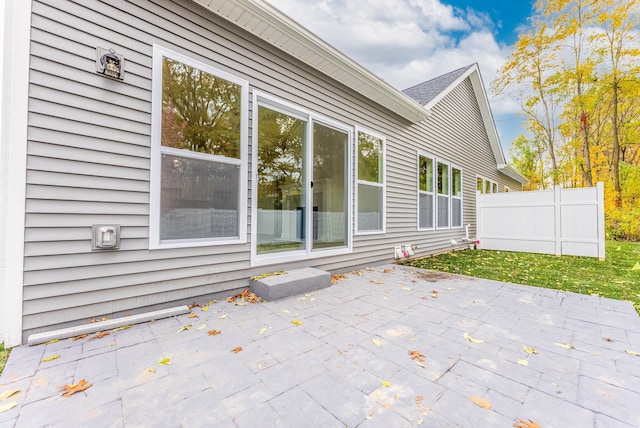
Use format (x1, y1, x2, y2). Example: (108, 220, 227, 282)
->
(191, 0, 429, 123)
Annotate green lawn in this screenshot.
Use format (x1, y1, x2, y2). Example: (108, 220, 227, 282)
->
(0, 342, 9, 377)
(404, 241, 640, 315)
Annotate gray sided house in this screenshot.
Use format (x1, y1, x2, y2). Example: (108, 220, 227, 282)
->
(0, 0, 526, 346)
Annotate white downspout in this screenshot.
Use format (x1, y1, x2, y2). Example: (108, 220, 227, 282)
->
(1, 0, 31, 347)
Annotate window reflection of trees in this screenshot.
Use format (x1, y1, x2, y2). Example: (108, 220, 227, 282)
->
(161, 58, 241, 159)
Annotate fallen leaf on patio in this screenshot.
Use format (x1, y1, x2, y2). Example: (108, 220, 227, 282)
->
(292, 319, 304, 326)
(370, 280, 385, 285)
(158, 358, 172, 365)
(383, 269, 393, 273)
(554, 342, 575, 349)
(431, 290, 439, 298)
(403, 287, 413, 291)
(603, 337, 614, 342)
(201, 306, 209, 311)
(71, 334, 87, 341)
(218, 314, 228, 319)
(625, 350, 640, 357)
(632, 262, 640, 271)
(408, 350, 425, 363)
(518, 358, 529, 366)
(188, 313, 198, 319)
(415, 361, 426, 368)
(0, 389, 19, 401)
(331, 273, 346, 284)
(196, 324, 207, 330)
(176, 324, 192, 333)
(513, 418, 541, 428)
(188, 303, 202, 309)
(61, 379, 93, 398)
(146, 367, 156, 374)
(42, 355, 60, 362)
(470, 396, 492, 409)
(523, 345, 538, 354)
(43, 339, 59, 345)
(230, 347, 243, 354)
(208, 329, 221, 336)
(381, 380, 390, 387)
(88, 331, 110, 341)
(463, 332, 484, 344)
(257, 327, 268, 335)
(310, 297, 316, 302)
(0, 402, 17, 413)
(281, 309, 290, 313)
(90, 317, 110, 323)
(112, 325, 132, 332)
(373, 339, 383, 347)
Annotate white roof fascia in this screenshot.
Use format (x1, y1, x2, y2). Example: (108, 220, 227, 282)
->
(498, 164, 530, 185)
(191, 0, 429, 123)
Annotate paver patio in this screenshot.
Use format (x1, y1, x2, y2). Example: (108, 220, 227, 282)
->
(1, 264, 639, 427)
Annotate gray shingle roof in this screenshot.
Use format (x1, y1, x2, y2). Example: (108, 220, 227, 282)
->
(402, 64, 476, 106)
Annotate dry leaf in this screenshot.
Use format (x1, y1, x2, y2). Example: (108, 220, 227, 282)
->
(625, 350, 640, 357)
(230, 347, 243, 354)
(281, 309, 290, 313)
(188, 313, 198, 319)
(71, 334, 87, 341)
(111, 325, 132, 332)
(196, 324, 207, 330)
(513, 418, 541, 428)
(373, 339, 383, 347)
(554, 342, 574, 349)
(158, 358, 172, 365)
(257, 327, 268, 335)
(43, 339, 59, 345)
(176, 324, 192, 333)
(523, 345, 538, 354)
(88, 331, 110, 341)
(61, 379, 93, 398)
(463, 332, 485, 344)
(382, 380, 390, 387)
(383, 269, 393, 273)
(201, 306, 209, 311)
(470, 396, 492, 409)
(218, 314, 228, 319)
(0, 402, 17, 413)
(208, 330, 221, 336)
(291, 319, 303, 326)
(408, 350, 426, 363)
(518, 358, 529, 366)
(146, 367, 156, 374)
(42, 355, 60, 362)
(603, 337, 614, 342)
(0, 389, 19, 401)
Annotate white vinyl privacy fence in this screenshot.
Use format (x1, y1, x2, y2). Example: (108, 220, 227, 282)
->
(476, 183, 605, 259)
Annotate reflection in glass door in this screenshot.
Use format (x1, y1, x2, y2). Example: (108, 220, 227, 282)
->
(312, 122, 348, 250)
(256, 106, 307, 254)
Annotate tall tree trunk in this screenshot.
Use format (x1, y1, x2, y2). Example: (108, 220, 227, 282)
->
(580, 112, 593, 187)
(611, 79, 622, 206)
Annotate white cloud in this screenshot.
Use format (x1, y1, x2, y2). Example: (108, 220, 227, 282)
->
(266, 0, 526, 146)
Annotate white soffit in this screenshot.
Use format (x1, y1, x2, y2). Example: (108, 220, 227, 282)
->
(192, 0, 429, 123)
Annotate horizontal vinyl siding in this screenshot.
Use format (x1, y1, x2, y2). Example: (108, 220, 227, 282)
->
(23, 0, 514, 337)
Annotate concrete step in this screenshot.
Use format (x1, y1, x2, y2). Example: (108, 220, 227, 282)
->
(250, 268, 331, 300)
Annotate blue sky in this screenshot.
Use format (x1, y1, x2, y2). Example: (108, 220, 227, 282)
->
(266, 0, 535, 156)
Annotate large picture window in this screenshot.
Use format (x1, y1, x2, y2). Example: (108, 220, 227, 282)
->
(150, 46, 248, 247)
(356, 130, 385, 233)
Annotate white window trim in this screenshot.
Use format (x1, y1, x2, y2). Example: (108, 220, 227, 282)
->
(250, 91, 352, 267)
(451, 164, 463, 229)
(476, 175, 498, 194)
(418, 153, 463, 231)
(417, 151, 435, 231)
(149, 45, 249, 249)
(436, 160, 451, 230)
(355, 127, 386, 235)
